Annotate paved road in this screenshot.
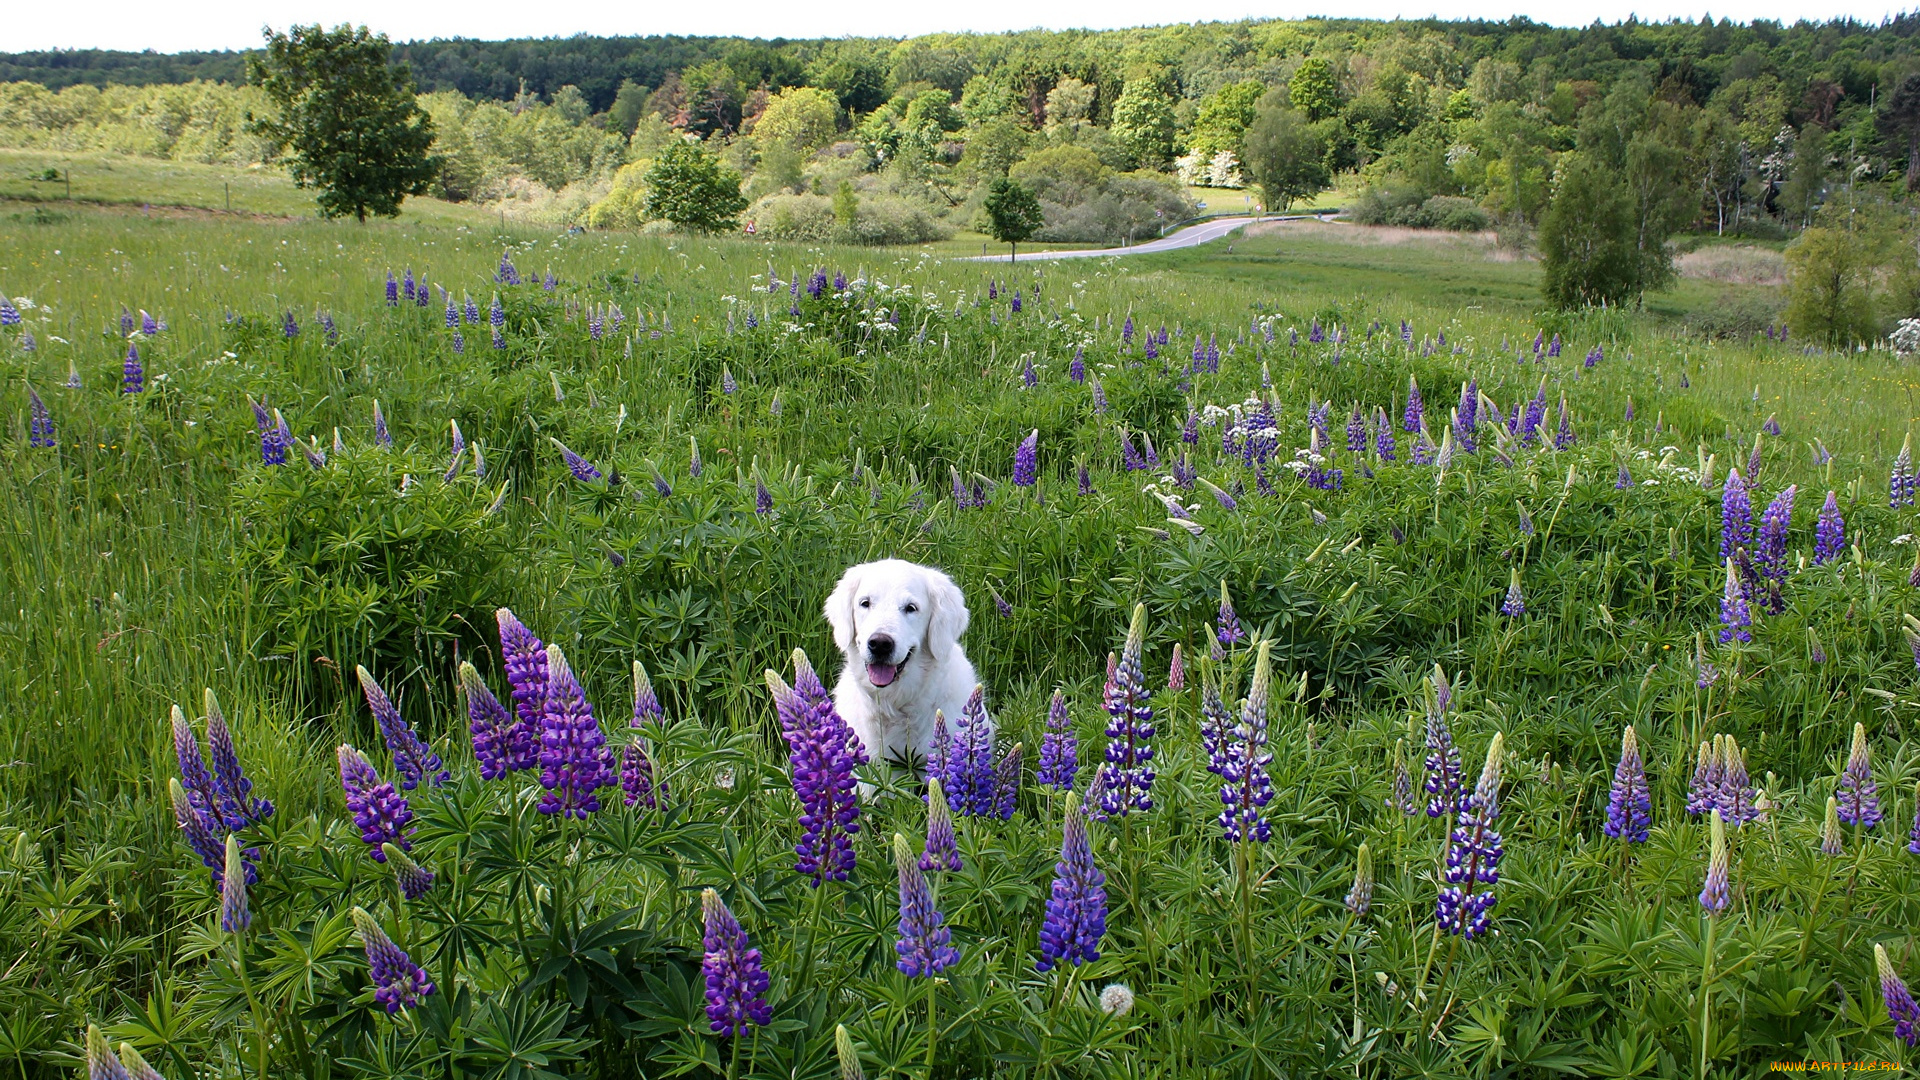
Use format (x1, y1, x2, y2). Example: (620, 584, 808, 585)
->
(960, 213, 1331, 261)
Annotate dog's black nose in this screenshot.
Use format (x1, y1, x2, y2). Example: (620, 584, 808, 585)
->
(867, 633, 895, 661)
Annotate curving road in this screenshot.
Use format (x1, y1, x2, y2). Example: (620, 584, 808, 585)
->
(959, 213, 1332, 261)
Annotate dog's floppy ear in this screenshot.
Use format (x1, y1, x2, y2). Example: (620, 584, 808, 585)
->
(825, 565, 864, 656)
(923, 566, 970, 657)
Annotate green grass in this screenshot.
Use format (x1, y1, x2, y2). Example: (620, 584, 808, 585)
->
(4, 201, 1920, 1079)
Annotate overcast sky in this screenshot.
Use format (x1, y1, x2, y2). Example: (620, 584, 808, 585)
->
(7, 0, 1910, 54)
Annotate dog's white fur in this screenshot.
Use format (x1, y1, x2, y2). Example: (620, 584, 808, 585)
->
(826, 559, 979, 766)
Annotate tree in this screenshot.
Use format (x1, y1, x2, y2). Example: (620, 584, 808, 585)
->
(1288, 57, 1342, 122)
(608, 79, 650, 137)
(754, 86, 840, 152)
(1785, 225, 1882, 345)
(642, 140, 747, 233)
(1111, 81, 1177, 168)
(982, 177, 1044, 261)
(1878, 74, 1920, 192)
(1241, 92, 1329, 211)
(1538, 152, 1642, 308)
(1188, 80, 1265, 156)
(247, 24, 439, 222)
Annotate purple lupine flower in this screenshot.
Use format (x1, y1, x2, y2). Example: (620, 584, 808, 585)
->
(356, 666, 447, 790)
(1554, 395, 1575, 449)
(1403, 376, 1424, 433)
(1836, 721, 1882, 828)
(755, 477, 773, 515)
(402, 270, 416, 301)
(1307, 399, 1331, 448)
(1423, 669, 1463, 818)
(1814, 490, 1844, 565)
(1020, 352, 1037, 387)
(1374, 408, 1396, 461)
(1036, 790, 1106, 971)
(172, 705, 217, 821)
(1218, 640, 1276, 842)
(1909, 777, 1920, 855)
(372, 399, 391, 447)
(385, 272, 398, 305)
(169, 778, 229, 885)
(893, 833, 959, 977)
(621, 740, 659, 809)
(1584, 344, 1603, 369)
(1010, 290, 1022, 313)
(1718, 560, 1751, 645)
(1093, 604, 1156, 820)
(1345, 842, 1375, 916)
(766, 649, 866, 885)
(1518, 505, 1535, 536)
(1453, 380, 1478, 454)
(688, 437, 703, 479)
(1755, 484, 1796, 613)
(1143, 337, 1158, 361)
(1119, 430, 1145, 471)
(1216, 580, 1245, 651)
(1036, 689, 1077, 791)
(1436, 734, 1505, 939)
(1013, 429, 1038, 487)
(27, 385, 54, 448)
(495, 608, 548, 773)
(550, 438, 603, 482)
(1746, 433, 1763, 478)
(1699, 811, 1731, 912)
(337, 744, 412, 860)
(990, 585, 1013, 618)
(943, 685, 999, 817)
(1894, 435, 1918, 508)
(1199, 682, 1233, 777)
(537, 644, 614, 819)
(631, 659, 663, 728)
(1388, 738, 1418, 815)
(382, 843, 435, 899)
(699, 888, 772, 1036)
(991, 741, 1023, 819)
(205, 690, 273, 828)
(1615, 464, 1633, 489)
(1715, 734, 1760, 826)
(353, 906, 434, 1013)
(1603, 727, 1650, 843)
(1077, 463, 1093, 495)
(122, 342, 144, 393)
(1876, 944, 1920, 1047)
(1069, 347, 1085, 384)
(1410, 426, 1437, 466)
(1171, 453, 1196, 490)
(1168, 643, 1185, 692)
(920, 777, 961, 872)
(451, 330, 464, 353)
(1494, 568, 1524, 617)
(1686, 739, 1720, 817)
(444, 295, 458, 329)
(1091, 377, 1108, 414)
(1140, 433, 1160, 470)
(258, 409, 288, 466)
(464, 295, 480, 324)
(459, 662, 516, 781)
(489, 293, 504, 330)
(283, 310, 301, 338)
(1345, 403, 1367, 454)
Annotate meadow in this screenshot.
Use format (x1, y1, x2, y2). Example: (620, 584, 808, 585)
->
(4, 196, 1920, 1080)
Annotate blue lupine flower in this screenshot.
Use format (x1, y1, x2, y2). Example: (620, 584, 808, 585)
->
(1013, 429, 1038, 487)
(1603, 726, 1650, 843)
(205, 689, 273, 828)
(536, 644, 615, 819)
(766, 650, 866, 885)
(353, 907, 435, 1013)
(1035, 791, 1106, 971)
(337, 744, 412, 860)
(893, 834, 959, 977)
(122, 343, 144, 393)
(700, 888, 772, 1036)
(459, 662, 517, 781)
(920, 777, 961, 872)
(1813, 490, 1844, 564)
(1217, 640, 1275, 842)
(1718, 560, 1751, 644)
(1836, 722, 1882, 828)
(551, 438, 603, 481)
(27, 385, 54, 448)
(382, 844, 435, 899)
(1403, 376, 1423, 433)
(1036, 689, 1077, 791)
(355, 666, 448, 790)
(1093, 604, 1156, 819)
(1436, 734, 1505, 938)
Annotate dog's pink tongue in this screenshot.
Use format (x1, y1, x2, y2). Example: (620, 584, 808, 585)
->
(867, 662, 898, 687)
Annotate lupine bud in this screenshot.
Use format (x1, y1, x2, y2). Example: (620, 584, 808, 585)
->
(382, 843, 435, 899)
(920, 776, 961, 872)
(1821, 795, 1845, 855)
(1699, 810, 1731, 911)
(1344, 841, 1374, 917)
(219, 834, 250, 932)
(1836, 722, 1882, 828)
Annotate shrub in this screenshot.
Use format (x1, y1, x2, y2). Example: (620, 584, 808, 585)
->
(748, 191, 950, 244)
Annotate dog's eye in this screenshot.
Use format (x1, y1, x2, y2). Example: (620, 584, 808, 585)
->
(902, 603, 918, 614)
(859, 598, 871, 609)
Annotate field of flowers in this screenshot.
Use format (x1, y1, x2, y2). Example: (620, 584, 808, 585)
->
(3, 211, 1920, 1079)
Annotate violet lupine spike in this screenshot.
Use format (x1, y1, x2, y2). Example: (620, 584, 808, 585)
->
(1555, 395, 1575, 449)
(353, 906, 435, 1013)
(1603, 726, 1651, 844)
(204, 689, 273, 828)
(893, 833, 960, 978)
(1755, 484, 1796, 613)
(1093, 604, 1156, 820)
(1436, 733, 1505, 939)
(1036, 689, 1077, 791)
(1346, 403, 1367, 454)
(537, 644, 615, 819)
(1500, 569, 1525, 618)
(992, 742, 1023, 820)
(1012, 429, 1038, 487)
(122, 342, 144, 393)
(621, 740, 659, 809)
(28, 385, 55, 448)
(1685, 739, 1720, 817)
(1422, 687, 1463, 818)
(765, 649, 866, 885)
(1387, 738, 1418, 815)
(1718, 559, 1752, 645)
(495, 608, 548, 772)
(1453, 379, 1478, 454)
(459, 662, 516, 781)
(169, 778, 229, 886)
(172, 705, 217, 820)
(1699, 811, 1731, 913)
(632, 660, 664, 728)
(1216, 580, 1245, 649)
(1070, 347, 1086, 384)
(920, 776, 962, 872)
(1894, 434, 1917, 508)
(356, 666, 447, 790)
(1813, 490, 1845, 565)
(1199, 682, 1233, 777)
(1714, 734, 1759, 826)
(700, 888, 772, 1036)
(338, 744, 412, 860)
(755, 477, 773, 515)
(1403, 376, 1423, 433)
(85, 1025, 131, 1080)
(1836, 722, 1882, 828)
(1374, 408, 1396, 461)
(551, 438, 603, 482)
(1036, 790, 1107, 972)
(1217, 640, 1275, 843)
(1876, 944, 1920, 1047)
(372, 399, 391, 447)
(382, 843, 435, 899)
(944, 685, 999, 817)
(1720, 468, 1752, 560)
(1345, 842, 1375, 917)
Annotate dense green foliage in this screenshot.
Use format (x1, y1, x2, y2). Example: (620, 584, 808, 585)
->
(641, 142, 748, 234)
(3, 202, 1920, 1077)
(248, 25, 440, 222)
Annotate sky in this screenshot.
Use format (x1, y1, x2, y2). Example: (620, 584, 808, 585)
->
(6, 0, 1911, 54)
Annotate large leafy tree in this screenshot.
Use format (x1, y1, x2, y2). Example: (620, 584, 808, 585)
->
(642, 140, 747, 233)
(1111, 81, 1177, 168)
(1538, 152, 1640, 308)
(1242, 91, 1329, 212)
(247, 24, 439, 222)
(982, 178, 1044, 260)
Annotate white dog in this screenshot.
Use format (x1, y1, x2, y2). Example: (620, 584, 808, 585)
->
(825, 559, 979, 767)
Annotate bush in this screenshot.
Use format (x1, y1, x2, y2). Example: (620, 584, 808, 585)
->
(748, 192, 836, 241)
(747, 191, 950, 244)
(1349, 186, 1490, 231)
(1678, 295, 1781, 340)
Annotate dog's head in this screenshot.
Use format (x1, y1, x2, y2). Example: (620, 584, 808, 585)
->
(826, 559, 969, 692)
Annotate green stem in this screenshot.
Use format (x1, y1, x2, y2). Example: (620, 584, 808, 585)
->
(230, 939, 271, 1080)
(926, 975, 939, 1078)
(799, 879, 830, 990)
(1698, 913, 1717, 1080)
